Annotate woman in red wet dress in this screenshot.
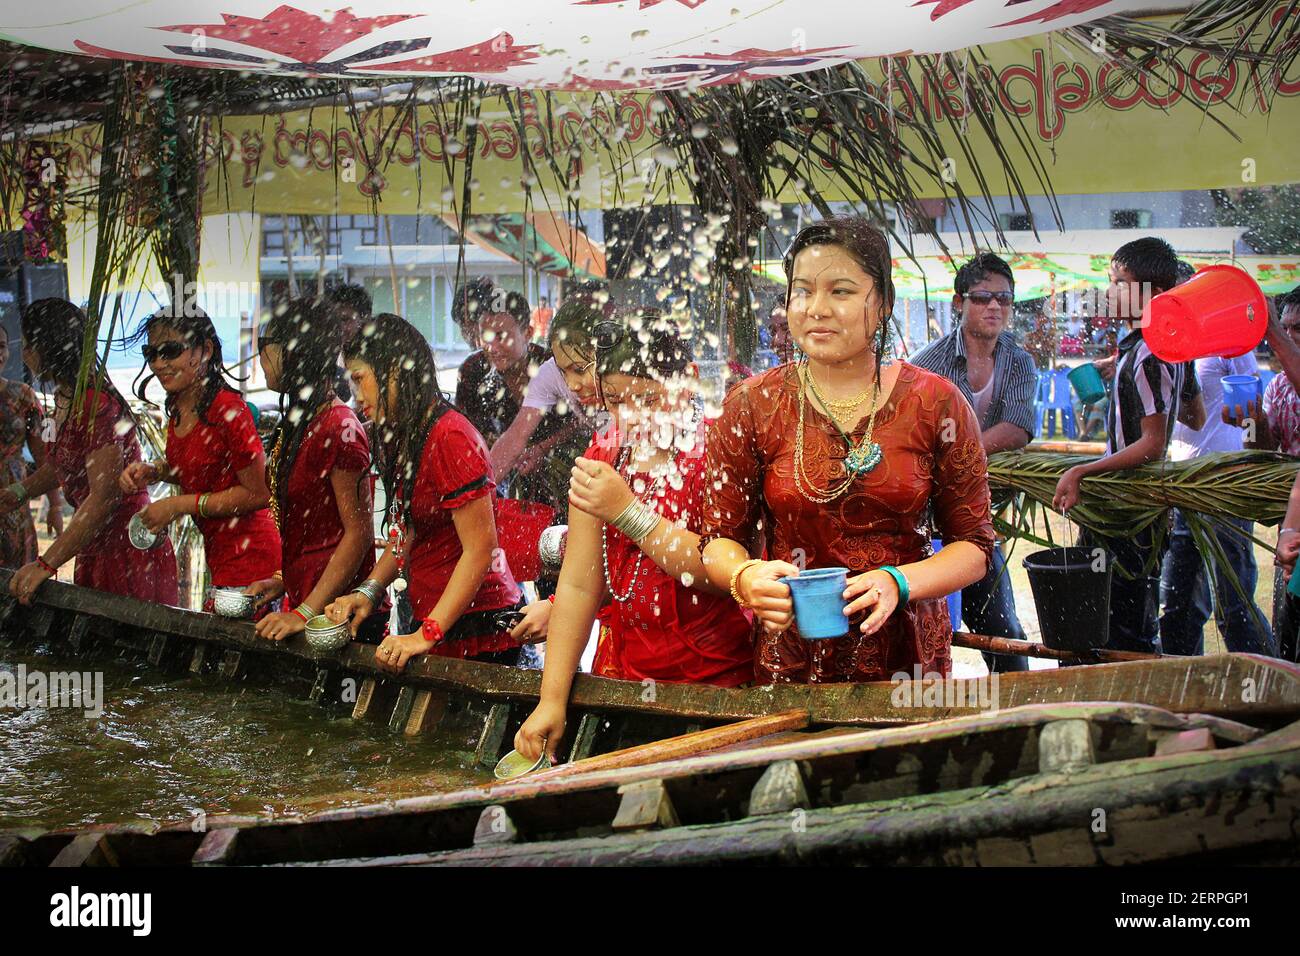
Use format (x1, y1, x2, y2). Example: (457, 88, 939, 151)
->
(120, 307, 280, 603)
(241, 298, 383, 642)
(514, 301, 754, 763)
(325, 313, 523, 669)
(700, 216, 996, 684)
(2, 299, 177, 605)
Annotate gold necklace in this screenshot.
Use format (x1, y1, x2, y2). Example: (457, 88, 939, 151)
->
(793, 365, 885, 504)
(802, 366, 881, 432)
(803, 367, 874, 412)
(267, 431, 284, 528)
(267, 400, 333, 528)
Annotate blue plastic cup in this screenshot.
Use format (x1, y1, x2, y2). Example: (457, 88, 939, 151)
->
(1067, 363, 1107, 406)
(1221, 374, 1262, 414)
(781, 567, 850, 639)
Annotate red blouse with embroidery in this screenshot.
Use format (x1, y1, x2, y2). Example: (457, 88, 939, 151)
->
(404, 407, 521, 659)
(699, 362, 996, 684)
(587, 428, 755, 688)
(166, 388, 281, 587)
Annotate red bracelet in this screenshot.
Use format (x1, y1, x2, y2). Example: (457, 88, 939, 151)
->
(36, 556, 57, 576)
(290, 606, 311, 623)
(421, 618, 444, 646)
(547, 594, 555, 604)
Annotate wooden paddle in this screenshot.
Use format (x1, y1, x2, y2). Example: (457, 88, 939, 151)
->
(530, 708, 811, 780)
(953, 630, 1160, 664)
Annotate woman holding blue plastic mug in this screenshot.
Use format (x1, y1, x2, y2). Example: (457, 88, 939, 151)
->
(699, 216, 996, 683)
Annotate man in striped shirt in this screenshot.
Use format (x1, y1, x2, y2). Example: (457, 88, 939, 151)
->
(1053, 238, 1205, 653)
(913, 253, 1038, 671)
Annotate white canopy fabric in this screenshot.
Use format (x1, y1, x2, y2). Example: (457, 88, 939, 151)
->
(5, 0, 1154, 90)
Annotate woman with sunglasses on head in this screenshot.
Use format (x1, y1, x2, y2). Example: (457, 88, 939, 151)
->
(119, 305, 280, 609)
(324, 313, 523, 670)
(698, 216, 996, 684)
(513, 300, 754, 763)
(2, 299, 177, 605)
(239, 298, 385, 642)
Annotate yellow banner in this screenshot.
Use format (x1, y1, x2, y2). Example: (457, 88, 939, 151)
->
(26, 5, 1300, 216)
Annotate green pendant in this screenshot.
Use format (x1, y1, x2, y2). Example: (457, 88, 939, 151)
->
(845, 441, 882, 477)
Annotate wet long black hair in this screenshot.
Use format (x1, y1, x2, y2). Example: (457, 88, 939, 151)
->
(261, 297, 349, 517)
(343, 312, 451, 532)
(129, 305, 239, 425)
(20, 297, 136, 435)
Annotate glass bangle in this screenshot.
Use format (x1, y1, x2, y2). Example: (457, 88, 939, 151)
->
(878, 565, 910, 605)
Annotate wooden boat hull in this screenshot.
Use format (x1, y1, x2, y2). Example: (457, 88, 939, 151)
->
(4, 701, 1296, 867)
(3, 571, 1300, 866)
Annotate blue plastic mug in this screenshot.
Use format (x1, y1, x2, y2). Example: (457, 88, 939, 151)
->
(781, 567, 850, 639)
(1221, 374, 1262, 414)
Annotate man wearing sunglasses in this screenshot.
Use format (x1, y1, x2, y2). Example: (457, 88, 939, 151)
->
(912, 253, 1038, 672)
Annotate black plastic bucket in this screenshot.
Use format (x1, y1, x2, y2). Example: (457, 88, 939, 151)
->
(1022, 546, 1111, 652)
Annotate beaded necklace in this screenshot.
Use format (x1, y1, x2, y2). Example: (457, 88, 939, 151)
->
(387, 498, 409, 593)
(602, 445, 667, 603)
(793, 363, 885, 504)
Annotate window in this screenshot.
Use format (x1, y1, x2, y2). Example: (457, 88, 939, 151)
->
(999, 212, 1033, 231)
(1111, 209, 1152, 229)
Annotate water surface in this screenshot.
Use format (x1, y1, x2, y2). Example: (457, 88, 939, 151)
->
(0, 643, 491, 831)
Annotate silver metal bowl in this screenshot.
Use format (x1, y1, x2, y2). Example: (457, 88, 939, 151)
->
(304, 614, 351, 652)
(538, 524, 568, 574)
(493, 748, 553, 781)
(210, 587, 257, 619)
(128, 512, 162, 550)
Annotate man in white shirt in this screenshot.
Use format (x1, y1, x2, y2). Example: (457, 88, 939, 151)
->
(490, 356, 595, 480)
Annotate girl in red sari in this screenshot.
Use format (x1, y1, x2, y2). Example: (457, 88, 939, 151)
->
(3, 299, 177, 606)
(325, 313, 523, 668)
(242, 298, 383, 642)
(700, 216, 996, 684)
(515, 300, 754, 763)
(120, 307, 280, 603)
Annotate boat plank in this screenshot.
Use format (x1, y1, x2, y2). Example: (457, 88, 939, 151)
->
(361, 732, 1300, 867)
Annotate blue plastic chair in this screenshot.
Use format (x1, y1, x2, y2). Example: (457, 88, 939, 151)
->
(1031, 369, 1053, 438)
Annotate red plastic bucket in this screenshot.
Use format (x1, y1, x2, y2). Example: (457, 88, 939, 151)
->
(1142, 264, 1267, 363)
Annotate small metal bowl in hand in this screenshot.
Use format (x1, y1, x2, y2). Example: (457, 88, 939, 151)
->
(494, 747, 552, 780)
(128, 512, 163, 550)
(304, 614, 351, 652)
(210, 587, 257, 619)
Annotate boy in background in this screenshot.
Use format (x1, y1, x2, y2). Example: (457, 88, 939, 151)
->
(1053, 238, 1205, 653)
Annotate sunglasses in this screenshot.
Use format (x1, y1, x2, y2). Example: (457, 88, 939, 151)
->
(963, 291, 1015, 306)
(142, 341, 189, 364)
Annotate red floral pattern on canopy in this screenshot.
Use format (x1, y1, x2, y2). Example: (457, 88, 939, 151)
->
(9, 0, 1152, 90)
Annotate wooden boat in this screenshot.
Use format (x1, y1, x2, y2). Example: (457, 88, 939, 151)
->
(2, 569, 1299, 866)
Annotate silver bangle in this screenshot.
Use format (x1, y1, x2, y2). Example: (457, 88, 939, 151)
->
(614, 501, 660, 543)
(352, 579, 384, 605)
